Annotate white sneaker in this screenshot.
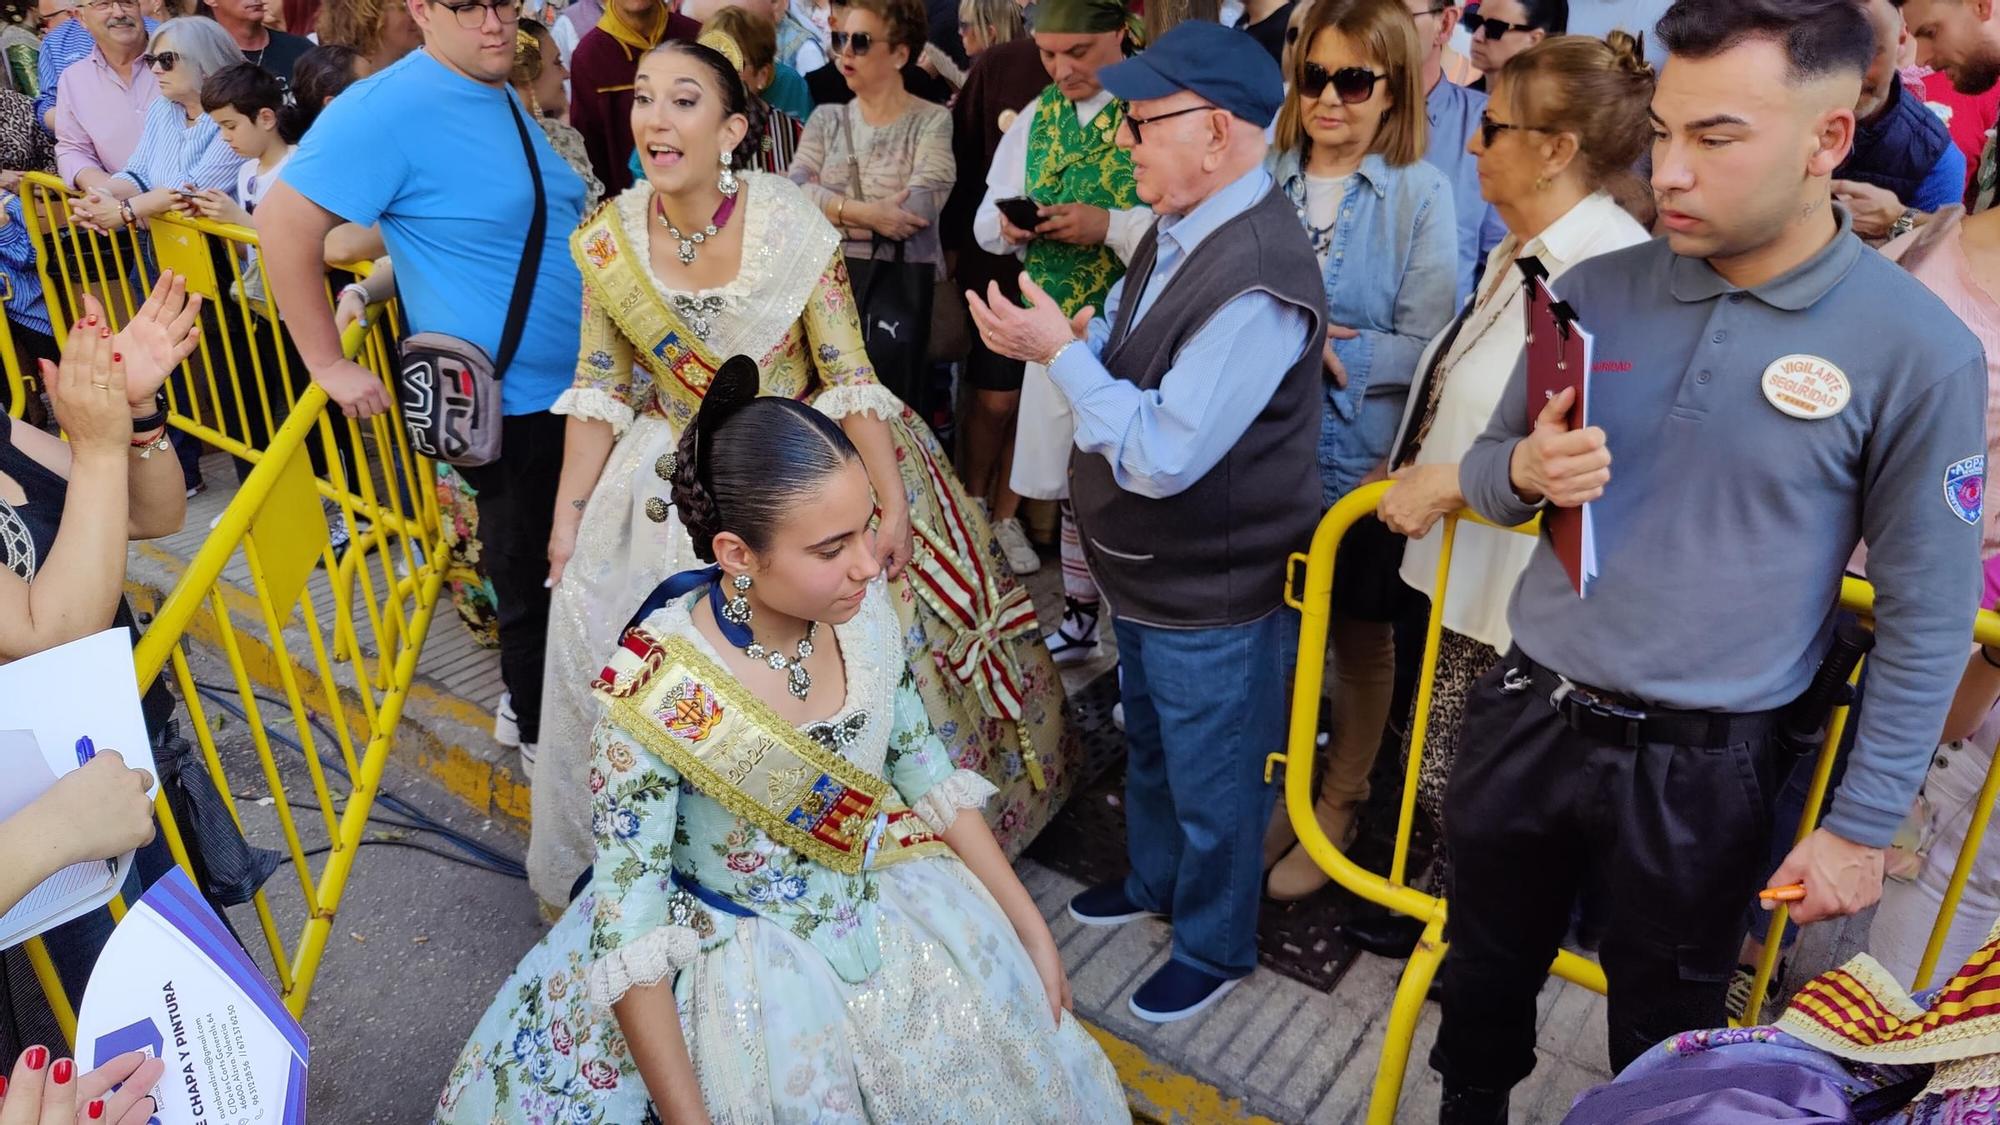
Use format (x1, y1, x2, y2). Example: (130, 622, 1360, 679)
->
(519, 741, 537, 772)
(494, 692, 522, 748)
(1112, 701, 1124, 729)
(992, 517, 1041, 575)
(1045, 597, 1101, 665)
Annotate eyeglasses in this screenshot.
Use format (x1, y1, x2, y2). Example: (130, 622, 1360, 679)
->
(79, 0, 138, 12)
(829, 30, 876, 54)
(142, 50, 178, 71)
(1117, 100, 1216, 143)
(1298, 63, 1387, 103)
(1477, 111, 1551, 147)
(431, 0, 521, 29)
(1462, 10, 1536, 38)
(1406, 3, 1451, 17)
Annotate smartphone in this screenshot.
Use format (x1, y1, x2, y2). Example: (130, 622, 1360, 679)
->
(996, 195, 1043, 231)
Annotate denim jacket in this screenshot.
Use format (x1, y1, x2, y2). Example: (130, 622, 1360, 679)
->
(1270, 147, 1459, 505)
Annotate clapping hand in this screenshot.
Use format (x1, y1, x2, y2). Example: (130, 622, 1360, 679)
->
(109, 276, 203, 406)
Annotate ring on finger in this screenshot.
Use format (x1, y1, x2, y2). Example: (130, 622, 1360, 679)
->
(91, 381, 111, 389)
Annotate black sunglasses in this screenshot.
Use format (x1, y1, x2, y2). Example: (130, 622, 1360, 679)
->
(142, 50, 178, 71)
(1477, 111, 1551, 147)
(1117, 100, 1216, 143)
(1462, 10, 1537, 38)
(830, 30, 877, 54)
(1298, 63, 1388, 104)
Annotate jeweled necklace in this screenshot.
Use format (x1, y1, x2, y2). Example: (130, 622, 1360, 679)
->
(745, 622, 819, 700)
(656, 192, 739, 265)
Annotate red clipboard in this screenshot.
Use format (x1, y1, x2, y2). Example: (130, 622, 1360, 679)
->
(1520, 261, 1597, 597)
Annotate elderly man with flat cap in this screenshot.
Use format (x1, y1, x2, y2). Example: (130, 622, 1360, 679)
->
(969, 19, 1324, 1023)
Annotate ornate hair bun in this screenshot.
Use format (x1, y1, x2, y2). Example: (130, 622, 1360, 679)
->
(698, 29, 747, 72)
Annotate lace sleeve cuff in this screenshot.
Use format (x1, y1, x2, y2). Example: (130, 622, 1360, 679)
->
(912, 769, 999, 834)
(585, 924, 702, 1008)
(553, 386, 636, 435)
(814, 383, 906, 423)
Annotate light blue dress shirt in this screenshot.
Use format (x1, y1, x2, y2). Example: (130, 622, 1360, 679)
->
(110, 97, 241, 196)
(1047, 165, 1315, 501)
(0, 194, 51, 338)
(1425, 77, 1507, 303)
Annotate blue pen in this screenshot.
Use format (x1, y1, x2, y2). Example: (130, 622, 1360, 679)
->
(74, 735, 95, 767)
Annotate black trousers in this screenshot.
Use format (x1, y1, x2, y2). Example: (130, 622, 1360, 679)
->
(1430, 657, 1784, 1089)
(456, 411, 564, 745)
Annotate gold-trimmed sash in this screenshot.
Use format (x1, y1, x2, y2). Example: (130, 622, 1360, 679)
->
(594, 629, 949, 874)
(574, 203, 727, 407)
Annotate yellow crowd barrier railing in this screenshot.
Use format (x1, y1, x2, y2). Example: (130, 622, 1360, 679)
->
(14, 173, 450, 1034)
(1273, 479, 2000, 1123)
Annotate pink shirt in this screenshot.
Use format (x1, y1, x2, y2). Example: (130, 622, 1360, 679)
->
(52, 45, 158, 186)
(1887, 211, 2000, 560)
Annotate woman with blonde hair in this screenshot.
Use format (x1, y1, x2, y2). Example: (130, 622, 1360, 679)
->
(1342, 31, 1656, 953)
(699, 5, 806, 170)
(1262, 0, 1457, 901)
(956, 0, 1020, 58)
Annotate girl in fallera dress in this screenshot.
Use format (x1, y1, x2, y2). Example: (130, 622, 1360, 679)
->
(527, 37, 1077, 909)
(436, 361, 1125, 1124)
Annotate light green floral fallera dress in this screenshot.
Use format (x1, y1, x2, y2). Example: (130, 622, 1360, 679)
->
(435, 584, 1126, 1124)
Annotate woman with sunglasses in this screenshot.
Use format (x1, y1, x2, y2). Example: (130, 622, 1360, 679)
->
(1461, 0, 1565, 90)
(1262, 0, 1457, 901)
(69, 17, 243, 235)
(1342, 32, 1653, 949)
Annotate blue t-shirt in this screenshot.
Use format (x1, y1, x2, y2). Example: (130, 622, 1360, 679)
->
(280, 50, 587, 416)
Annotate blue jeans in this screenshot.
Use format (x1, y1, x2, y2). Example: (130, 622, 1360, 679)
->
(1115, 610, 1294, 979)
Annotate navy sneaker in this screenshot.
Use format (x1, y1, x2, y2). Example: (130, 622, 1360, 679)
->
(1067, 881, 1163, 927)
(1129, 961, 1241, 1023)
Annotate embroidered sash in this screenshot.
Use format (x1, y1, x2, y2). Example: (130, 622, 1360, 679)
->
(1023, 85, 1142, 317)
(900, 438, 1046, 789)
(574, 204, 729, 415)
(594, 630, 950, 874)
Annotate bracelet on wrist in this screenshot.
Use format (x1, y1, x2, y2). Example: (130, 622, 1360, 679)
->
(129, 405, 167, 432)
(129, 425, 166, 447)
(1042, 338, 1080, 369)
(835, 198, 846, 225)
(338, 282, 370, 306)
(119, 200, 136, 228)
(132, 431, 172, 458)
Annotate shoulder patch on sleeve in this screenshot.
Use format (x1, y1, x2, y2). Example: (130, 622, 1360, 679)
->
(1945, 455, 1985, 526)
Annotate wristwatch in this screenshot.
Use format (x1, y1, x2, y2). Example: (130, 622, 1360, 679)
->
(1888, 208, 1922, 240)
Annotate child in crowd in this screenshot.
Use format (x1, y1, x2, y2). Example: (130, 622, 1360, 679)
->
(186, 62, 301, 307)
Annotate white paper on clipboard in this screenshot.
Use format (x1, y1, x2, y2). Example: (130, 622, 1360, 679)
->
(0, 629, 158, 950)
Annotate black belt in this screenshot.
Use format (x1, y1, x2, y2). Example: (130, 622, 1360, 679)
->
(1514, 655, 1786, 750)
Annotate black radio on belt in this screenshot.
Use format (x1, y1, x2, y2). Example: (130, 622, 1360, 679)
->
(1775, 616, 1876, 760)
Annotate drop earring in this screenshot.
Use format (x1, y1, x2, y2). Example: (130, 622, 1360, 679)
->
(718, 150, 739, 196)
(722, 572, 753, 625)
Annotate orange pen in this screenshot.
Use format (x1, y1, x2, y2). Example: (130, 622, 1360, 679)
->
(1759, 883, 1807, 903)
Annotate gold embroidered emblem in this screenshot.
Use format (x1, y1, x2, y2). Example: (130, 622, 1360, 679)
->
(658, 680, 724, 742)
(583, 228, 617, 269)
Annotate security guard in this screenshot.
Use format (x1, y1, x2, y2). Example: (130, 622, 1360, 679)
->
(1433, 0, 1987, 1121)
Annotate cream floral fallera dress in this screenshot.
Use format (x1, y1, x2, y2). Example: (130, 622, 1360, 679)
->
(435, 585, 1127, 1123)
(527, 172, 1080, 907)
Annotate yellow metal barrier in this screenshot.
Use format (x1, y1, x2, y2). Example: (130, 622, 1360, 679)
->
(1275, 480, 2000, 1122)
(16, 178, 452, 1036)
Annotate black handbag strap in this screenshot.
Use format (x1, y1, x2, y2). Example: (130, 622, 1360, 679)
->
(495, 91, 547, 382)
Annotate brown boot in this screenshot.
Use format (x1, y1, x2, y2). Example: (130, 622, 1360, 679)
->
(1262, 801, 1299, 869)
(1264, 797, 1359, 901)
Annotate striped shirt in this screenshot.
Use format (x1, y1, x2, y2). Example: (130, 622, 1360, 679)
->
(110, 96, 241, 196)
(0, 194, 51, 338)
(33, 17, 155, 125)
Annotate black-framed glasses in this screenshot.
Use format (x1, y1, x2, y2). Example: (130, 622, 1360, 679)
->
(1477, 111, 1550, 147)
(431, 0, 521, 29)
(830, 30, 876, 54)
(1117, 100, 1216, 143)
(1298, 63, 1388, 103)
(1462, 10, 1536, 38)
(142, 50, 178, 71)
(1406, 3, 1451, 17)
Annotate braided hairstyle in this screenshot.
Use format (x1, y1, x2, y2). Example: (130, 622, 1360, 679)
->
(670, 356, 862, 564)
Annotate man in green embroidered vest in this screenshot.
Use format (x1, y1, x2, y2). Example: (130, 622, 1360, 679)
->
(973, 0, 1148, 669)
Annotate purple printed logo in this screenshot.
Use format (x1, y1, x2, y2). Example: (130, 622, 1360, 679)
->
(1946, 455, 1985, 526)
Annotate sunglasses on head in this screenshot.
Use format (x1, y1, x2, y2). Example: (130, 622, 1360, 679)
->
(830, 30, 876, 54)
(1461, 10, 1535, 38)
(142, 50, 179, 71)
(1298, 63, 1387, 104)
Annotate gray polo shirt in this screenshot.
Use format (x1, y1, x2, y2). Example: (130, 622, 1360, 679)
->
(1460, 211, 1987, 848)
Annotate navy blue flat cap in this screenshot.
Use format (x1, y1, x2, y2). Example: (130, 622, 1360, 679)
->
(1098, 20, 1285, 128)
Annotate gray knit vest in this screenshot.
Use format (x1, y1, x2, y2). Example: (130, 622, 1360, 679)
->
(1069, 180, 1325, 628)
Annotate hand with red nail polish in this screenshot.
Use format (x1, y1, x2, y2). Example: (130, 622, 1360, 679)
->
(0, 1047, 164, 1125)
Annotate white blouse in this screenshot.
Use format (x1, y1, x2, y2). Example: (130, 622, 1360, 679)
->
(1392, 190, 1650, 651)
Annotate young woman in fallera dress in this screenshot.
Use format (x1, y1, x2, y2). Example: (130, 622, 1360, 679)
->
(435, 362, 1125, 1123)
